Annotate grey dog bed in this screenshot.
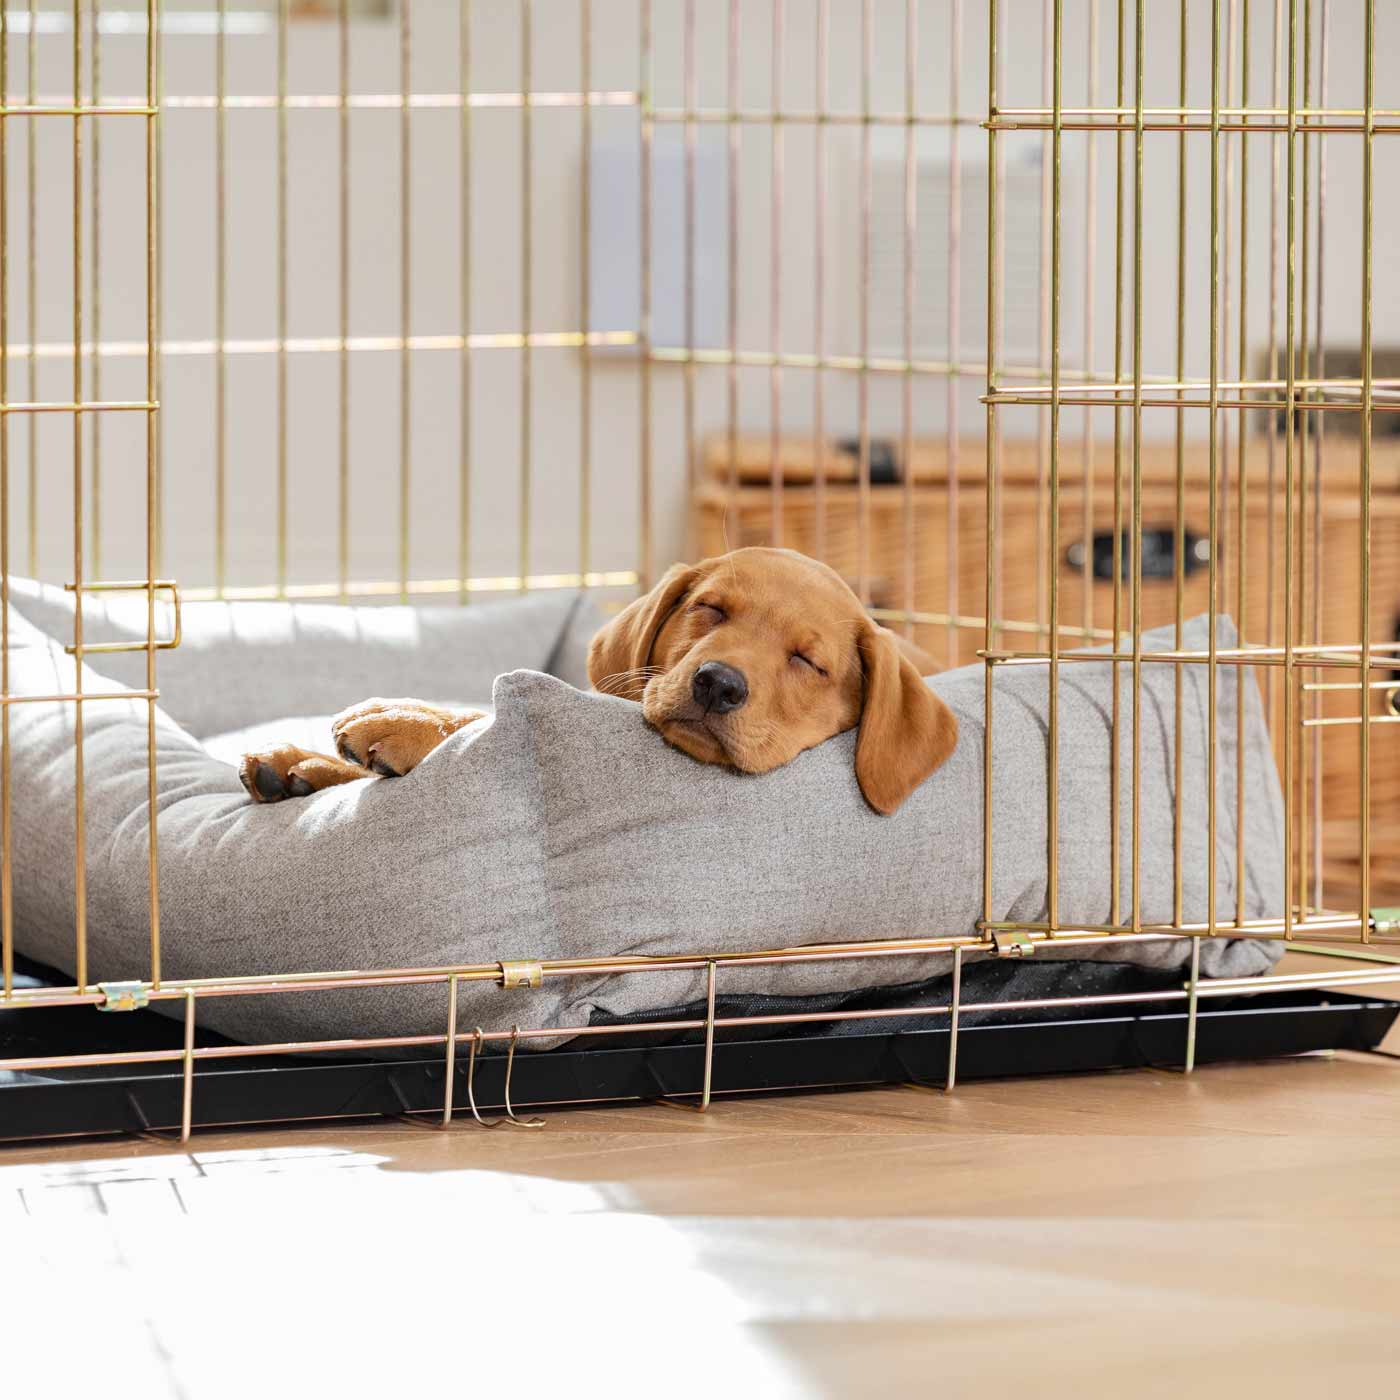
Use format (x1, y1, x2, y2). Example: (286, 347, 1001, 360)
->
(3, 580, 1283, 1049)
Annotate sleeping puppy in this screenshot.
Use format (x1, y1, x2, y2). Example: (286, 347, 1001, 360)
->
(239, 547, 958, 814)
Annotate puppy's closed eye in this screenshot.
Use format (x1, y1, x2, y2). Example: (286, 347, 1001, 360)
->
(791, 652, 827, 678)
(691, 602, 726, 626)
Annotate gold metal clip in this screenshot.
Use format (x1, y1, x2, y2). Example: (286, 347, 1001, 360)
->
(502, 1026, 545, 1129)
(63, 580, 183, 655)
(992, 930, 1035, 959)
(97, 980, 150, 1012)
(498, 959, 543, 990)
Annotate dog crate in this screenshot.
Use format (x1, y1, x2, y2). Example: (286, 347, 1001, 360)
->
(2, 0, 1398, 1143)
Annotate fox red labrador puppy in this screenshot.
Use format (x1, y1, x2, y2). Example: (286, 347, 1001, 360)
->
(240, 547, 958, 814)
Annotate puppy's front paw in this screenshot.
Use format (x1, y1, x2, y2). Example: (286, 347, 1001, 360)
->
(239, 745, 367, 803)
(331, 699, 485, 778)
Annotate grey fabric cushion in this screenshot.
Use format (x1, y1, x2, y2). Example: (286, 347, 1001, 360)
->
(2, 602, 1282, 1050)
(4, 577, 596, 738)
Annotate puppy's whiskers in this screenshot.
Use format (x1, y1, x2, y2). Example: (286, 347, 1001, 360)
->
(594, 666, 664, 698)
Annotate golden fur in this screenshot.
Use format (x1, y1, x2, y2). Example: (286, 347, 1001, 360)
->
(240, 548, 957, 814)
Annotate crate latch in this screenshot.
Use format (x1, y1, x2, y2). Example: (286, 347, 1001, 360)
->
(97, 980, 150, 1012)
(498, 960, 543, 990)
(1373, 909, 1400, 938)
(992, 930, 1035, 959)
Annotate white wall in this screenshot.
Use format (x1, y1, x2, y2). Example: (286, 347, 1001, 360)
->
(8, 0, 1398, 594)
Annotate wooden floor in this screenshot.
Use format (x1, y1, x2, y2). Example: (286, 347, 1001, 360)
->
(5, 954, 1400, 1398)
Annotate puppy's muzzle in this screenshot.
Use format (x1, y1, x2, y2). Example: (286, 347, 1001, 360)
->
(691, 661, 749, 715)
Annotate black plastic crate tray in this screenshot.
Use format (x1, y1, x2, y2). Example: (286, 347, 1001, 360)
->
(2, 988, 1394, 1142)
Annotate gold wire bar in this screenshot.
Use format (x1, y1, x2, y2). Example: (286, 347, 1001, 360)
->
(178, 568, 637, 604)
(5, 918, 1390, 1017)
(946, 0, 964, 666)
(156, 91, 632, 112)
(650, 107, 981, 129)
(458, 0, 470, 604)
(651, 347, 1007, 376)
(873, 607, 1111, 641)
(1080, 0, 1099, 643)
(1172, 0, 1187, 932)
(1266, 0, 1283, 745)
(214, 0, 226, 594)
(1047, 0, 1062, 933)
(991, 0, 1006, 651)
(400, 0, 412, 599)
(995, 102, 1400, 120)
(145, 0, 161, 988)
(518, 0, 532, 588)
(1110, 0, 1126, 927)
(152, 0, 163, 574)
(856, 0, 871, 603)
(578, 0, 590, 591)
(1, 0, 11, 999)
(1295, 0, 1311, 917)
(441, 974, 459, 1126)
(0, 398, 156, 413)
(1303, 679, 1399, 692)
(1131, 0, 1144, 931)
(987, 115, 1400, 135)
(984, 392, 1400, 414)
(1283, 0, 1297, 938)
(945, 945, 962, 1090)
(898, 0, 914, 635)
(1309, 0, 1329, 911)
(25, 0, 36, 575)
(723, 0, 739, 528)
(1235, 0, 1251, 930)
(982, 0, 999, 934)
(0, 101, 155, 116)
(1209, 0, 1224, 939)
(1304, 0, 1327, 907)
(71, 0, 88, 993)
(638, 0, 652, 588)
(770, 0, 785, 548)
(275, 0, 287, 594)
(811, 0, 826, 559)
(983, 646, 1394, 670)
(7, 329, 640, 360)
(5, 950, 1397, 1074)
(699, 960, 716, 1111)
(159, 89, 636, 113)
(680, 0, 695, 557)
(1303, 714, 1400, 729)
(1184, 935, 1201, 1071)
(1221, 0, 1238, 612)
(1360, 0, 1375, 940)
(1035, 0, 1051, 635)
(984, 374, 1400, 396)
(179, 987, 195, 1140)
(89, 0, 101, 575)
(338, 0, 349, 596)
(0, 689, 161, 707)
(0, 923, 1353, 1012)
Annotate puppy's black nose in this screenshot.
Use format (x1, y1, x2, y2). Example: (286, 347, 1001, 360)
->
(692, 661, 749, 715)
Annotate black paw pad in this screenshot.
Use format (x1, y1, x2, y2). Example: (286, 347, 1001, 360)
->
(286, 772, 315, 798)
(252, 763, 288, 802)
(369, 754, 399, 778)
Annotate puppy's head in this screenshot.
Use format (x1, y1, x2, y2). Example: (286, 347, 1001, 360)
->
(587, 547, 958, 814)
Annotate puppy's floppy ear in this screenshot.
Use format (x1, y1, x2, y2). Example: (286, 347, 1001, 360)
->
(855, 622, 959, 815)
(587, 562, 700, 698)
